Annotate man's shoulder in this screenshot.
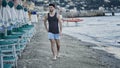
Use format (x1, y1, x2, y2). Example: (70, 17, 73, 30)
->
(56, 12, 60, 18)
(44, 13, 49, 18)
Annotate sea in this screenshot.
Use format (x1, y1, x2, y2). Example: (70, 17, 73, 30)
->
(63, 14, 120, 47)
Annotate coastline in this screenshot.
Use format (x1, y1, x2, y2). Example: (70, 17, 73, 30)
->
(62, 16, 120, 60)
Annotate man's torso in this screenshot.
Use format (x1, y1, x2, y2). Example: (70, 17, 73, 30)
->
(48, 12, 59, 34)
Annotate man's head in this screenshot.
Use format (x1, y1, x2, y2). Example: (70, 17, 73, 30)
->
(49, 4, 55, 12)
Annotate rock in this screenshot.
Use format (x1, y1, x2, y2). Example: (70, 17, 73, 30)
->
(117, 42, 120, 44)
(117, 24, 120, 26)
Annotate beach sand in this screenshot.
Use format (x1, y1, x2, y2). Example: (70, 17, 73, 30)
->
(17, 21, 120, 68)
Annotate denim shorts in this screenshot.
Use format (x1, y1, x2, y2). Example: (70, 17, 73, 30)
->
(48, 32, 60, 39)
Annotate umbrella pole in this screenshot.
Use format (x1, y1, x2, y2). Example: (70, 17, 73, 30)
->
(5, 24, 7, 36)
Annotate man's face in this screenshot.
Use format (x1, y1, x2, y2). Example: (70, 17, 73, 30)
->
(49, 6, 55, 12)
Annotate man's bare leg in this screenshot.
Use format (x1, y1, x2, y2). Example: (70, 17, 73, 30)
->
(50, 39, 57, 60)
(55, 39, 60, 57)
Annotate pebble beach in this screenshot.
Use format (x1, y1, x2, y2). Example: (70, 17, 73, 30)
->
(17, 20, 120, 68)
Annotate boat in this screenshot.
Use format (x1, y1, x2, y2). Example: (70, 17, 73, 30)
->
(63, 18, 83, 23)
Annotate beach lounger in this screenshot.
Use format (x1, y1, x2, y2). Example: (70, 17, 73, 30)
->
(0, 53, 12, 68)
(0, 41, 18, 68)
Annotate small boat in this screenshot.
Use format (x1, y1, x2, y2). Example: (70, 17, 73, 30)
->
(63, 18, 83, 23)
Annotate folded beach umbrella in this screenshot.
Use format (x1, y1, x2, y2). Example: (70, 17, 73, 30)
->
(0, 5, 4, 37)
(24, 8, 32, 25)
(31, 11, 38, 23)
(2, 0, 9, 36)
(20, 5, 25, 25)
(23, 7, 29, 25)
(2, 0, 12, 26)
(0, 7, 2, 27)
(0, 4, 5, 39)
(8, 0, 17, 25)
(16, 4, 23, 27)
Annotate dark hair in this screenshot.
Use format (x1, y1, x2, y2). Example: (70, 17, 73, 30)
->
(49, 4, 55, 8)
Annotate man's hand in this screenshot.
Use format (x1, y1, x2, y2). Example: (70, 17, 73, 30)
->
(59, 31, 62, 36)
(46, 29, 48, 32)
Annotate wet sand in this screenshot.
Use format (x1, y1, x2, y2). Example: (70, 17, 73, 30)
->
(17, 21, 120, 68)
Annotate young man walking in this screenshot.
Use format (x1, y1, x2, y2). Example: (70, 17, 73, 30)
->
(44, 4, 62, 60)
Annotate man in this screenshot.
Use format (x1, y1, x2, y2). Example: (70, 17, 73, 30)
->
(44, 4, 62, 60)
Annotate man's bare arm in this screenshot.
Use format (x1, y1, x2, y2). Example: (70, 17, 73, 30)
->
(57, 14, 62, 34)
(44, 15, 48, 32)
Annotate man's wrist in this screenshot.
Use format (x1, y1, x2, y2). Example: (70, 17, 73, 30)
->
(60, 31, 62, 33)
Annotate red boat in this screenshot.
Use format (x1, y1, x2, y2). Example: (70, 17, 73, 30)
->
(63, 18, 83, 23)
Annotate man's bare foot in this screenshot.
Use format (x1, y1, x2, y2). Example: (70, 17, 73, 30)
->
(57, 54, 60, 58)
(52, 56, 57, 60)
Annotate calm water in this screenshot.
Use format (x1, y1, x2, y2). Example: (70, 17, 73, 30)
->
(63, 16, 120, 47)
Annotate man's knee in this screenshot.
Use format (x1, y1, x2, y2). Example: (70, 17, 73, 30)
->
(50, 39, 55, 44)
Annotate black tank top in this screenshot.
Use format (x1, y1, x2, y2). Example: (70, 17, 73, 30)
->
(48, 13, 59, 34)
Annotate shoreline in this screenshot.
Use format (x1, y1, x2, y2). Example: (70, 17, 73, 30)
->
(63, 32, 120, 58)
(63, 33, 120, 67)
(64, 33, 120, 59)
